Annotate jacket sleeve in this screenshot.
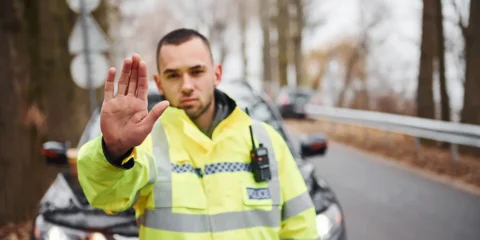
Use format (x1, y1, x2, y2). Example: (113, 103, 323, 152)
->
(267, 127, 320, 239)
(77, 135, 157, 214)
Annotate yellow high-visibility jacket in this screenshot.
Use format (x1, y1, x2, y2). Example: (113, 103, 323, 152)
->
(77, 93, 320, 240)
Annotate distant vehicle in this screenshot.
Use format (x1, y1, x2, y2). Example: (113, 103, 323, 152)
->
(33, 81, 345, 240)
(276, 86, 317, 119)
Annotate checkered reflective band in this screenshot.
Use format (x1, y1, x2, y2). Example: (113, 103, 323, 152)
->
(172, 162, 252, 178)
(171, 163, 202, 178)
(246, 187, 271, 200)
(204, 162, 252, 175)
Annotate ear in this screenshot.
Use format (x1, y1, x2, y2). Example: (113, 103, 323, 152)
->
(214, 64, 222, 87)
(153, 74, 164, 95)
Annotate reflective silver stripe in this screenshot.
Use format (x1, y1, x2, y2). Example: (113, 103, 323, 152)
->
(143, 208, 281, 232)
(151, 120, 172, 180)
(150, 120, 173, 207)
(132, 142, 157, 206)
(281, 191, 314, 220)
(145, 153, 157, 185)
(251, 120, 281, 205)
(281, 238, 321, 240)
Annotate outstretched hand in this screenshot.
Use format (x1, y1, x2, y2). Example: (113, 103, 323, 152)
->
(100, 54, 169, 159)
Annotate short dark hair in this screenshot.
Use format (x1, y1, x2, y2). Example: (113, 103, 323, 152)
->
(155, 28, 213, 72)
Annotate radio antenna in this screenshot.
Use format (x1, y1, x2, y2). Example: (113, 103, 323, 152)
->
(245, 108, 256, 149)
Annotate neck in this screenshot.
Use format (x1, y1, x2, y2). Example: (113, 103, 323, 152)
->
(193, 97, 216, 133)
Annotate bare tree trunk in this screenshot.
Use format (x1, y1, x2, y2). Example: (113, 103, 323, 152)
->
(461, 0, 480, 125)
(239, 0, 248, 80)
(276, 0, 289, 87)
(292, 0, 306, 87)
(0, 0, 40, 225)
(260, 0, 273, 96)
(0, 0, 109, 225)
(416, 0, 436, 120)
(308, 50, 328, 91)
(218, 39, 228, 67)
(94, 0, 112, 101)
(436, 0, 450, 123)
(337, 51, 359, 108)
(210, 21, 229, 67)
(311, 65, 326, 90)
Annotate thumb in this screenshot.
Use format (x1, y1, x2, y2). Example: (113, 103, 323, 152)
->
(142, 100, 170, 128)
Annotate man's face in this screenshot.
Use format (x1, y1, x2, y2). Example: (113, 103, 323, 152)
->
(154, 38, 222, 120)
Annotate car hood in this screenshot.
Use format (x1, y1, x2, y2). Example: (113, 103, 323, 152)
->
(37, 173, 138, 235)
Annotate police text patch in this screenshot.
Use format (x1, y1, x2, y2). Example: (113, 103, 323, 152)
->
(246, 187, 271, 200)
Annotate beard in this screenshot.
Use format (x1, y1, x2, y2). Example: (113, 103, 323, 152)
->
(183, 97, 213, 120)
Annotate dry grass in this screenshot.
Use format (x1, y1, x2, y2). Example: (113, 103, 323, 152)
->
(285, 119, 480, 192)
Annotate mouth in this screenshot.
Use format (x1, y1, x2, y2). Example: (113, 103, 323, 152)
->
(180, 98, 198, 105)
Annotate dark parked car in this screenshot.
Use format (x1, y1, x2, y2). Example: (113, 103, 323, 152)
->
(276, 86, 317, 119)
(34, 81, 346, 240)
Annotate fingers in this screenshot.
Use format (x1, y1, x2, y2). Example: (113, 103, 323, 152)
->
(141, 100, 170, 130)
(104, 67, 116, 101)
(127, 54, 141, 96)
(117, 57, 133, 96)
(137, 61, 148, 102)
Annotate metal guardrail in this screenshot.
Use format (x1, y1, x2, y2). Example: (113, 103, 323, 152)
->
(304, 104, 480, 161)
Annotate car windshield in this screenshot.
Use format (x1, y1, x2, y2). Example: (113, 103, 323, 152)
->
(218, 83, 285, 137)
(77, 108, 102, 149)
(294, 92, 313, 105)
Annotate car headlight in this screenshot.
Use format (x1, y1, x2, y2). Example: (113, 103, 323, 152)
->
(112, 234, 139, 240)
(316, 203, 343, 239)
(46, 227, 108, 240)
(89, 232, 107, 240)
(47, 226, 70, 240)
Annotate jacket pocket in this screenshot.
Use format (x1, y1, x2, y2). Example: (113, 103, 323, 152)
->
(154, 179, 207, 210)
(173, 178, 207, 210)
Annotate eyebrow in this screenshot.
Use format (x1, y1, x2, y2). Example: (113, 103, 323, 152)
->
(163, 65, 205, 75)
(163, 69, 177, 75)
(190, 65, 205, 70)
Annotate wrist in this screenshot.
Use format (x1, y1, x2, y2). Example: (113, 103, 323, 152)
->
(102, 137, 131, 161)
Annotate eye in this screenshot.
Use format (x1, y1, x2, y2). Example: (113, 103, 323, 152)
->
(167, 73, 179, 79)
(191, 69, 204, 76)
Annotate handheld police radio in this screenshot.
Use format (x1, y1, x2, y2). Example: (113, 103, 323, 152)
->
(246, 108, 272, 182)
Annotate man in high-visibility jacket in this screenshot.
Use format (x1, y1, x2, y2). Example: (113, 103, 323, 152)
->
(77, 28, 320, 239)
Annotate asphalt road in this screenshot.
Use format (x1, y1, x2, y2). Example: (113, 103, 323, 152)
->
(308, 142, 480, 240)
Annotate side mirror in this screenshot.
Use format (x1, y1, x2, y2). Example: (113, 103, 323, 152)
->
(41, 141, 70, 165)
(299, 133, 328, 158)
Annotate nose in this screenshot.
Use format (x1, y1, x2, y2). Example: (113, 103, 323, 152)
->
(181, 74, 194, 94)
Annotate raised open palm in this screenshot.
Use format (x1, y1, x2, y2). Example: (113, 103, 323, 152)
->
(100, 54, 169, 159)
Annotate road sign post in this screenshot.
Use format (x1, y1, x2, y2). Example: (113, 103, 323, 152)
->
(80, 0, 95, 115)
(67, 0, 110, 116)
